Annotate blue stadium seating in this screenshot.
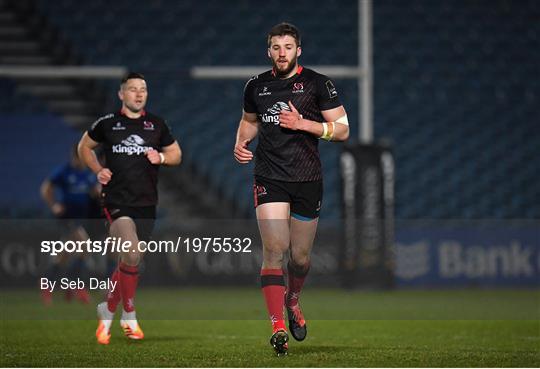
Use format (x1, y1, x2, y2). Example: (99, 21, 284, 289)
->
(22, 0, 540, 218)
(0, 78, 48, 114)
(0, 113, 80, 217)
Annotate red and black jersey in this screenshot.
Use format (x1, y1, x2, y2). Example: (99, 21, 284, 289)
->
(243, 66, 342, 182)
(87, 110, 175, 207)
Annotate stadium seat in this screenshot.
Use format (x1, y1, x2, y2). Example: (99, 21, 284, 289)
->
(15, 0, 539, 219)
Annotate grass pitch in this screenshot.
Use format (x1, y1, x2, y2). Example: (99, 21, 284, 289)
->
(1, 288, 539, 367)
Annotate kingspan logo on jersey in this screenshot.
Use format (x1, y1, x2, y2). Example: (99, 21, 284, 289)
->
(261, 101, 290, 125)
(112, 134, 154, 155)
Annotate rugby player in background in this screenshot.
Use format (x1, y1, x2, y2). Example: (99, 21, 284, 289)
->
(78, 72, 182, 345)
(234, 23, 349, 355)
(40, 143, 100, 306)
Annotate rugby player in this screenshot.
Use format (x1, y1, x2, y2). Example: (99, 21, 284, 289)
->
(78, 72, 182, 345)
(234, 23, 349, 355)
(40, 143, 99, 305)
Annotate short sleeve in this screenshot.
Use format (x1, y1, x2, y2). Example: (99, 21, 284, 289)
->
(160, 121, 175, 147)
(243, 77, 257, 113)
(87, 116, 107, 142)
(316, 75, 342, 111)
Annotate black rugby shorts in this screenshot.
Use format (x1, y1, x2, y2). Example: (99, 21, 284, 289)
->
(253, 176, 322, 220)
(102, 204, 156, 242)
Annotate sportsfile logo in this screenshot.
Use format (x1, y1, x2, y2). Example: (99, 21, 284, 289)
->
(261, 101, 289, 125)
(112, 134, 153, 155)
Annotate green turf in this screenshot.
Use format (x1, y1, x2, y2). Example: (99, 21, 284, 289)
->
(1, 288, 539, 367)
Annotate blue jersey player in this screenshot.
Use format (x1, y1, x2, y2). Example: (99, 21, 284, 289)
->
(40, 144, 100, 305)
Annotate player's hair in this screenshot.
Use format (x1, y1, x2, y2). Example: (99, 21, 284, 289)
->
(120, 72, 145, 87)
(267, 22, 301, 47)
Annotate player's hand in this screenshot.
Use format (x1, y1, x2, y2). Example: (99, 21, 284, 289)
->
(145, 149, 162, 165)
(97, 168, 113, 185)
(234, 139, 253, 164)
(51, 203, 65, 217)
(279, 101, 304, 131)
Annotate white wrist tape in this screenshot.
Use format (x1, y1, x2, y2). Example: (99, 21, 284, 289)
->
(321, 122, 328, 138)
(329, 122, 335, 140)
(159, 153, 165, 164)
(320, 122, 333, 141)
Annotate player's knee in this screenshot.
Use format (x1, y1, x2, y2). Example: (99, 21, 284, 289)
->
(290, 254, 310, 269)
(121, 251, 140, 266)
(263, 248, 285, 265)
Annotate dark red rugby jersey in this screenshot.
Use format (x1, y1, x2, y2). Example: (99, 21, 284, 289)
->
(243, 66, 342, 182)
(87, 110, 175, 207)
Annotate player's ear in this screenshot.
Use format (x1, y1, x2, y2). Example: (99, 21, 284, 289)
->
(297, 46, 302, 57)
(267, 48, 271, 59)
(118, 89, 123, 101)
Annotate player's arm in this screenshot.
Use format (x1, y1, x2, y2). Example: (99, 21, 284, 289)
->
(40, 179, 64, 216)
(320, 105, 349, 141)
(279, 101, 349, 142)
(234, 111, 258, 164)
(161, 141, 182, 165)
(78, 132, 112, 185)
(146, 141, 182, 166)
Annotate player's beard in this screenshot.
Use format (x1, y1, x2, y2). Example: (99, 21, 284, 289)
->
(272, 56, 298, 78)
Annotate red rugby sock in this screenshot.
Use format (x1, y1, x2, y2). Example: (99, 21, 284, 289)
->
(106, 268, 121, 313)
(118, 262, 139, 313)
(286, 261, 310, 307)
(261, 268, 286, 332)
